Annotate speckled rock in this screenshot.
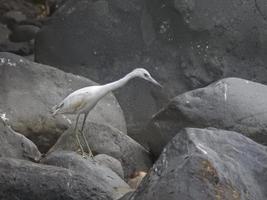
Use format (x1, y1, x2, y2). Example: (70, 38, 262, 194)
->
(145, 78, 267, 156)
(0, 157, 113, 200)
(125, 128, 267, 200)
(0, 118, 41, 161)
(41, 151, 131, 199)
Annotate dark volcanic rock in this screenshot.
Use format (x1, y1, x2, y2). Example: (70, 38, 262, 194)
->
(41, 151, 131, 199)
(0, 157, 112, 200)
(4, 17, 40, 43)
(0, 23, 9, 42)
(47, 0, 68, 14)
(0, 0, 40, 18)
(145, 78, 267, 156)
(2, 11, 27, 23)
(0, 118, 41, 161)
(0, 52, 126, 152)
(0, 23, 32, 56)
(9, 24, 40, 42)
(0, 11, 39, 55)
(35, 0, 267, 143)
(48, 122, 152, 178)
(95, 154, 124, 179)
(126, 128, 267, 200)
(0, 39, 34, 56)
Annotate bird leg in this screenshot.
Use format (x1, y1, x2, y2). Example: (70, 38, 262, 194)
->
(74, 114, 85, 156)
(80, 112, 93, 157)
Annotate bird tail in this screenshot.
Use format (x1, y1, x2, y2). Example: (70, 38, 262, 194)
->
(51, 102, 64, 116)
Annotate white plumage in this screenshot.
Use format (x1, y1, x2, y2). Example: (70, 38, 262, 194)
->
(52, 86, 103, 115)
(52, 68, 162, 157)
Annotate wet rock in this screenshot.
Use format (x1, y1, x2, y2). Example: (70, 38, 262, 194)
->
(0, 157, 113, 200)
(48, 122, 152, 178)
(145, 78, 267, 156)
(0, 52, 126, 152)
(127, 128, 267, 200)
(0, 118, 41, 161)
(41, 151, 131, 199)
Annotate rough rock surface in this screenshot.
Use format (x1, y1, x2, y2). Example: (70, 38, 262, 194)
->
(48, 122, 152, 178)
(47, 0, 68, 14)
(95, 154, 124, 179)
(2, 10, 27, 23)
(35, 0, 267, 143)
(0, 22, 33, 56)
(0, 0, 44, 56)
(0, 0, 40, 18)
(145, 77, 267, 156)
(0, 157, 113, 200)
(0, 52, 126, 152)
(9, 24, 40, 42)
(0, 118, 41, 161)
(41, 151, 131, 199)
(0, 40, 34, 56)
(0, 22, 10, 43)
(124, 128, 267, 200)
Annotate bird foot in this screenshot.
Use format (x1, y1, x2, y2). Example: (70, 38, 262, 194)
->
(84, 151, 94, 159)
(82, 152, 88, 159)
(76, 149, 93, 159)
(77, 129, 94, 158)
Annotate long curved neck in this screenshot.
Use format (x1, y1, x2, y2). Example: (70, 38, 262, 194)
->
(101, 73, 134, 93)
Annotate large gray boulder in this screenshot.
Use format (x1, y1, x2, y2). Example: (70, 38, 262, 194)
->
(0, 118, 41, 161)
(124, 128, 267, 200)
(0, 52, 126, 152)
(48, 122, 152, 178)
(41, 151, 131, 199)
(145, 78, 267, 156)
(0, 157, 112, 200)
(35, 0, 267, 143)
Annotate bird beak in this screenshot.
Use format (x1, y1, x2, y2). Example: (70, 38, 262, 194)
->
(149, 77, 163, 88)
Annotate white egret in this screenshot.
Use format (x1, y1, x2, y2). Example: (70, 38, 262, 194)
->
(52, 68, 162, 157)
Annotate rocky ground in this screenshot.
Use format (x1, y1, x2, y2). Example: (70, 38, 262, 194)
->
(1, 0, 267, 200)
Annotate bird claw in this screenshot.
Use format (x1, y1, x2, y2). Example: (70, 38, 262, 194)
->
(80, 151, 94, 159)
(82, 153, 87, 159)
(77, 129, 93, 158)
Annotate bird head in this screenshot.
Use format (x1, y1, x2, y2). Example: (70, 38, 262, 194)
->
(131, 68, 162, 88)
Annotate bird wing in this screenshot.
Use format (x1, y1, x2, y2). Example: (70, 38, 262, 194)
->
(52, 92, 88, 115)
(70, 95, 88, 112)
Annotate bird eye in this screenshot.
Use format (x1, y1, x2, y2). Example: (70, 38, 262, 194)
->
(144, 73, 148, 78)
